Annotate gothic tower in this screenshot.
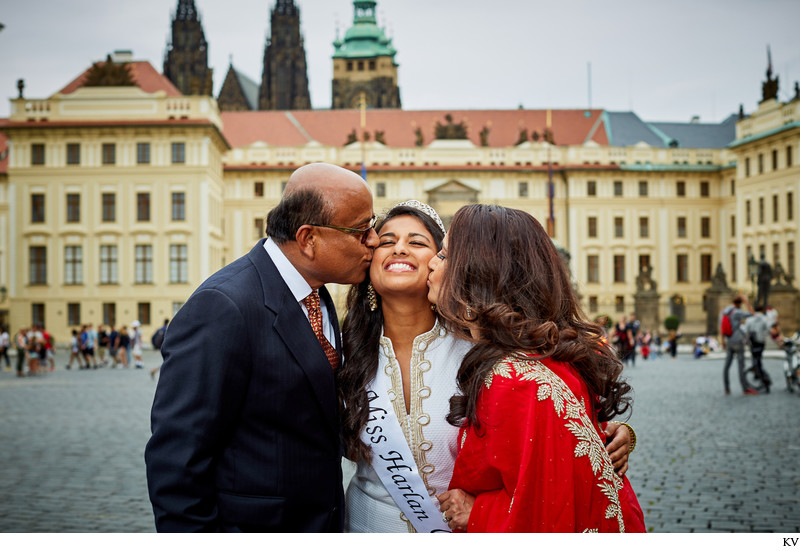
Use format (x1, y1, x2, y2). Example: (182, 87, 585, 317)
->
(163, 0, 213, 96)
(332, 0, 400, 109)
(259, 0, 312, 110)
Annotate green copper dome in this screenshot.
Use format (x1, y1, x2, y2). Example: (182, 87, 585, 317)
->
(333, 0, 397, 59)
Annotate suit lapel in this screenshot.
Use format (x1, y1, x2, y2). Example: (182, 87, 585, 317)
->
(248, 241, 339, 438)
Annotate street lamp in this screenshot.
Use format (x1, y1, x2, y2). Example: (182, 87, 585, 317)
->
(748, 254, 757, 299)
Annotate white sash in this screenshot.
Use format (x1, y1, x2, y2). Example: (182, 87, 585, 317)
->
(362, 377, 451, 533)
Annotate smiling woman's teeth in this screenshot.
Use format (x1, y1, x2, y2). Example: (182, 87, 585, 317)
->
(387, 263, 414, 272)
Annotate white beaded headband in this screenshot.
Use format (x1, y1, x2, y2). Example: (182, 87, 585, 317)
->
(391, 200, 446, 235)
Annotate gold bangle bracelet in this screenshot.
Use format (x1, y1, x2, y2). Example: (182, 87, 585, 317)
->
(618, 422, 637, 454)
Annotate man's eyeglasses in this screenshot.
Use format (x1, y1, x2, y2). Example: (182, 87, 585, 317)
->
(310, 215, 377, 244)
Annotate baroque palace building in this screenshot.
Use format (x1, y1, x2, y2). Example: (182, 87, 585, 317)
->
(1, 1, 799, 344)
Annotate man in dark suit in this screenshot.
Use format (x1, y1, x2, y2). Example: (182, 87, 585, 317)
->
(145, 162, 378, 532)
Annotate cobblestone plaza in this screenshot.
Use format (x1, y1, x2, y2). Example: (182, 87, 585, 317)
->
(0, 348, 797, 533)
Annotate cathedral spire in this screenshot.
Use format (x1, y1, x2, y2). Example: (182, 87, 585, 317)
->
(164, 0, 213, 96)
(259, 0, 311, 110)
(175, 0, 199, 21)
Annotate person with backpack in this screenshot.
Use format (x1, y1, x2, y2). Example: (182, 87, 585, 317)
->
(745, 305, 773, 392)
(720, 294, 756, 395)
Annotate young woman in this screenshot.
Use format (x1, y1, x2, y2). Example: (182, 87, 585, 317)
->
(431, 204, 645, 532)
(338, 202, 634, 533)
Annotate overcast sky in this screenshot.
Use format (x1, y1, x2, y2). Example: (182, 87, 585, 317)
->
(2, 0, 799, 123)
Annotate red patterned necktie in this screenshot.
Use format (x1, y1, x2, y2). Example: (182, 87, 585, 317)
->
(301, 291, 339, 370)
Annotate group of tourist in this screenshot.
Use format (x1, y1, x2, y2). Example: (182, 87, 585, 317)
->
(145, 162, 645, 533)
(2, 322, 147, 376)
(65, 322, 143, 370)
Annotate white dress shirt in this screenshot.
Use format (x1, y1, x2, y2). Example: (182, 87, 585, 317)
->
(263, 238, 336, 345)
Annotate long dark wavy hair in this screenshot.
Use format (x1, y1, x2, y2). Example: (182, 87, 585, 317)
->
(436, 204, 632, 430)
(338, 205, 445, 463)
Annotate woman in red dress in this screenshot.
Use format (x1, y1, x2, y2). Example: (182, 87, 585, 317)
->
(429, 204, 645, 533)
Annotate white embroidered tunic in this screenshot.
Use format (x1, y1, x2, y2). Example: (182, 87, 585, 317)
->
(344, 321, 472, 533)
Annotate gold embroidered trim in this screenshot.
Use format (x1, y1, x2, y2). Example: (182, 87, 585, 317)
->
(379, 320, 448, 533)
(484, 357, 626, 532)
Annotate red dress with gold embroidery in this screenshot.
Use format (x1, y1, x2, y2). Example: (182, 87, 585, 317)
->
(448, 356, 646, 532)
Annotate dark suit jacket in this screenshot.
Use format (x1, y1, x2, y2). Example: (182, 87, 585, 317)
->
(145, 239, 344, 532)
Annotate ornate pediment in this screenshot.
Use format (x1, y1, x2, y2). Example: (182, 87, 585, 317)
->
(84, 55, 135, 87)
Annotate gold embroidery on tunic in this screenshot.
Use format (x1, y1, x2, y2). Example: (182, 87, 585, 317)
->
(380, 321, 447, 533)
(483, 357, 626, 532)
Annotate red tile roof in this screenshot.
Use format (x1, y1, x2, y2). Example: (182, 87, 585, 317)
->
(0, 121, 8, 174)
(59, 61, 182, 97)
(221, 109, 608, 148)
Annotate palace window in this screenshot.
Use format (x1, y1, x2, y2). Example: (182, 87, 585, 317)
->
(138, 303, 151, 326)
(731, 252, 737, 282)
(102, 143, 116, 165)
(254, 218, 264, 240)
(788, 145, 793, 168)
(677, 216, 687, 237)
(64, 245, 83, 285)
(31, 304, 45, 328)
(67, 143, 80, 165)
(789, 241, 796, 276)
(700, 181, 709, 197)
(254, 181, 264, 197)
(66, 193, 80, 223)
(700, 254, 712, 282)
(676, 254, 689, 282)
(588, 216, 597, 238)
(758, 153, 764, 174)
(518, 181, 528, 198)
(135, 244, 153, 284)
(676, 181, 686, 197)
(613, 181, 623, 197)
(103, 303, 116, 326)
(588, 296, 598, 313)
(67, 303, 81, 327)
(100, 245, 118, 284)
(745, 158, 750, 177)
(773, 194, 779, 222)
(639, 254, 651, 273)
(730, 214, 736, 237)
(102, 193, 116, 222)
(745, 200, 751, 226)
(170, 244, 188, 283)
(772, 149, 778, 170)
(377, 182, 387, 198)
(639, 217, 649, 238)
(614, 217, 624, 238)
(759, 197, 764, 224)
(587, 181, 597, 196)
(172, 142, 185, 164)
(31, 193, 45, 223)
(615, 295, 625, 313)
(789, 192, 794, 221)
(638, 181, 648, 197)
(29, 246, 47, 285)
(137, 143, 151, 164)
(587, 255, 599, 283)
(172, 192, 186, 221)
(701, 216, 710, 238)
(31, 143, 45, 165)
(137, 193, 151, 221)
(613, 255, 625, 283)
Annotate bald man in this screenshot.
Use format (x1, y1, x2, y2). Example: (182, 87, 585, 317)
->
(145, 163, 379, 532)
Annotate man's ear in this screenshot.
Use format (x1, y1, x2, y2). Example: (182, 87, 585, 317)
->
(295, 225, 316, 260)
